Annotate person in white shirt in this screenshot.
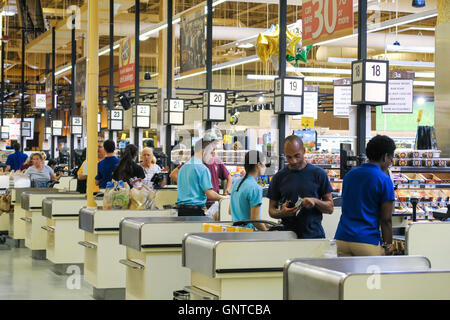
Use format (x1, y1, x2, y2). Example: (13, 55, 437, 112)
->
(140, 147, 166, 189)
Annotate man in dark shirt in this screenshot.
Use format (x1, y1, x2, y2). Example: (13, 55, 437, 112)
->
(268, 135, 334, 238)
(5, 142, 28, 172)
(95, 140, 120, 189)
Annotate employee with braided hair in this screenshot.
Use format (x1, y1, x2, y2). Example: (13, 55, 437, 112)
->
(229, 150, 268, 231)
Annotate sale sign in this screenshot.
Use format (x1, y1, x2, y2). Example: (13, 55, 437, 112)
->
(119, 37, 135, 92)
(302, 0, 354, 46)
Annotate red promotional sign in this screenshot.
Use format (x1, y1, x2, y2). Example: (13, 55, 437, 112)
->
(302, 0, 354, 46)
(119, 37, 135, 92)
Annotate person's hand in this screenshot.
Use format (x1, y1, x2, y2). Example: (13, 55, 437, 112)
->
(383, 244, 394, 256)
(301, 198, 316, 209)
(281, 202, 299, 217)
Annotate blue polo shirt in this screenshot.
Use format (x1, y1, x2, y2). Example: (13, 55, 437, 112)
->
(230, 175, 263, 230)
(335, 163, 395, 246)
(95, 156, 120, 189)
(176, 157, 212, 207)
(268, 164, 333, 239)
(6, 151, 28, 171)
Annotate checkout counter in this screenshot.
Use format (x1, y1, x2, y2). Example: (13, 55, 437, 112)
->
(42, 196, 102, 274)
(0, 175, 10, 233)
(181, 232, 334, 300)
(78, 207, 177, 300)
(21, 191, 81, 259)
(53, 176, 77, 192)
(8, 188, 58, 247)
(119, 216, 213, 300)
(284, 256, 450, 300)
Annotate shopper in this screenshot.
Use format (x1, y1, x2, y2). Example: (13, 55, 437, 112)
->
(5, 142, 28, 172)
(25, 153, 59, 187)
(268, 135, 334, 239)
(334, 135, 396, 256)
(19, 157, 33, 171)
(95, 140, 120, 189)
(140, 147, 165, 189)
(78, 141, 105, 194)
(176, 138, 226, 216)
(230, 150, 268, 231)
(47, 159, 57, 171)
(112, 144, 145, 187)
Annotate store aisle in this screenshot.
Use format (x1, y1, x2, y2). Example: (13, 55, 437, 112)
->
(0, 242, 94, 300)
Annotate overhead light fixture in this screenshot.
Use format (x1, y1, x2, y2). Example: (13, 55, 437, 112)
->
(144, 72, 151, 80)
(386, 45, 434, 54)
(393, 40, 401, 46)
(287, 67, 351, 75)
(55, 65, 72, 76)
(413, 81, 434, 87)
(98, 44, 120, 57)
(412, 0, 426, 8)
(399, 26, 435, 33)
(247, 75, 277, 80)
(103, 99, 108, 105)
(417, 97, 426, 105)
(328, 57, 435, 68)
(415, 72, 434, 78)
(237, 43, 254, 49)
(258, 96, 265, 104)
(247, 74, 338, 83)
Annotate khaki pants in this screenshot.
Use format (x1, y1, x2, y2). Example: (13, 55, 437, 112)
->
(336, 240, 384, 257)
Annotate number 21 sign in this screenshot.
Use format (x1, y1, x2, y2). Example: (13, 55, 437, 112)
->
(302, 0, 354, 46)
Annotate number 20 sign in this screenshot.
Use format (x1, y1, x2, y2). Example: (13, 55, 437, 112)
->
(302, 0, 354, 46)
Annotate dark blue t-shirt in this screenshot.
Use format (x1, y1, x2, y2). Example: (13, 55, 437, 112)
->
(268, 164, 333, 239)
(6, 151, 28, 171)
(95, 156, 120, 189)
(335, 163, 395, 246)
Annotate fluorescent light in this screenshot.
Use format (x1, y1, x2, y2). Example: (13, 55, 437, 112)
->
(328, 57, 435, 68)
(287, 67, 351, 75)
(417, 97, 425, 105)
(1, 11, 16, 16)
(237, 43, 254, 49)
(99, 44, 120, 56)
(55, 65, 72, 76)
(247, 75, 277, 80)
(247, 75, 338, 82)
(399, 27, 435, 32)
(139, 24, 168, 41)
(386, 45, 434, 54)
(175, 70, 207, 81)
(212, 55, 259, 72)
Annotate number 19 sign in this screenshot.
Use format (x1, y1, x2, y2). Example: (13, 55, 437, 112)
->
(302, 0, 354, 46)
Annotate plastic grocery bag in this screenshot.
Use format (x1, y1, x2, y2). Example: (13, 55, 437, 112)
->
(10, 172, 31, 188)
(205, 201, 220, 220)
(103, 181, 131, 210)
(129, 180, 156, 210)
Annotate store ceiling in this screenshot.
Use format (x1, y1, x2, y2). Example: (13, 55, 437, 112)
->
(0, 0, 438, 118)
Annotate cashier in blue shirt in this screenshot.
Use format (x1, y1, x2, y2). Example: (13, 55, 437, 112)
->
(230, 150, 268, 231)
(176, 138, 225, 216)
(335, 135, 396, 256)
(5, 142, 28, 172)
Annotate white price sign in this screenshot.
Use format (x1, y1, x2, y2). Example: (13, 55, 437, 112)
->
(365, 62, 387, 82)
(284, 78, 303, 96)
(137, 105, 150, 117)
(169, 100, 184, 112)
(209, 92, 226, 107)
(110, 110, 123, 120)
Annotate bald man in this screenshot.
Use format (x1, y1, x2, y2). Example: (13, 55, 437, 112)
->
(268, 135, 334, 239)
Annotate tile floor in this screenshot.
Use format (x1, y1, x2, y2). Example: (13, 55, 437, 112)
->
(0, 239, 94, 300)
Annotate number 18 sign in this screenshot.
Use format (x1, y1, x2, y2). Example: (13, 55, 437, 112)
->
(351, 59, 389, 106)
(302, 0, 354, 46)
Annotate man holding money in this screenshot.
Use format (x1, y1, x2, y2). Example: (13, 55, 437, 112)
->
(268, 135, 334, 239)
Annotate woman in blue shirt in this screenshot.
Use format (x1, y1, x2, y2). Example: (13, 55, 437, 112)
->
(230, 150, 267, 231)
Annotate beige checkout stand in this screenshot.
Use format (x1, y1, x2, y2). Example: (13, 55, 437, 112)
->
(284, 256, 450, 300)
(181, 232, 334, 300)
(41, 196, 102, 275)
(78, 207, 177, 300)
(21, 191, 81, 259)
(0, 175, 10, 235)
(53, 176, 77, 192)
(8, 188, 61, 248)
(119, 216, 215, 300)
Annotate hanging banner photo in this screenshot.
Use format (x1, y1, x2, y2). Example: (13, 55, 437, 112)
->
(75, 58, 87, 103)
(302, 0, 354, 46)
(180, 7, 206, 77)
(119, 37, 136, 92)
(45, 75, 53, 110)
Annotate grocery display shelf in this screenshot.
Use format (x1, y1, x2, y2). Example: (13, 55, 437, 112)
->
(391, 166, 450, 173)
(315, 164, 340, 169)
(395, 201, 449, 205)
(395, 184, 450, 189)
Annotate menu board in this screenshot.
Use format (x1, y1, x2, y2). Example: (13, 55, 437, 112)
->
(292, 91, 318, 120)
(333, 85, 353, 117)
(382, 79, 414, 114)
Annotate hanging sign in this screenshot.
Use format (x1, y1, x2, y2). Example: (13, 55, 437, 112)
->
(180, 6, 206, 77)
(274, 76, 305, 115)
(119, 37, 135, 92)
(21, 121, 32, 138)
(203, 91, 227, 122)
(302, 0, 354, 46)
(109, 109, 124, 131)
(32, 94, 46, 109)
(164, 99, 185, 125)
(45, 75, 53, 110)
(0, 126, 9, 140)
(351, 59, 389, 105)
(301, 117, 315, 128)
(52, 120, 63, 136)
(71, 116, 83, 135)
(293, 85, 318, 120)
(75, 58, 87, 103)
(382, 71, 414, 114)
(134, 105, 151, 128)
(333, 78, 353, 117)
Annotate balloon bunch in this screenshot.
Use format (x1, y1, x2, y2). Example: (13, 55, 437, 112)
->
(256, 24, 312, 70)
(230, 112, 240, 125)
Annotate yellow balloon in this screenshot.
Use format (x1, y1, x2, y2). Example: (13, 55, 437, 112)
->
(256, 24, 302, 62)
